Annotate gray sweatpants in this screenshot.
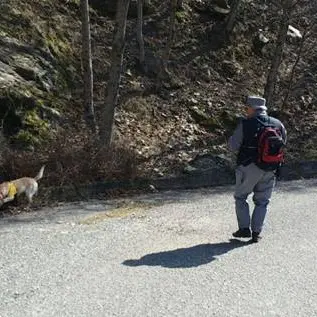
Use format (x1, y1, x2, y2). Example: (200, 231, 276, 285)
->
(234, 163, 276, 233)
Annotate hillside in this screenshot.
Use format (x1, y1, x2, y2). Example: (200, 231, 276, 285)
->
(0, 0, 317, 186)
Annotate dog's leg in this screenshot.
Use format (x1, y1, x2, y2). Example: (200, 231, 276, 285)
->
(13, 195, 19, 206)
(26, 183, 38, 207)
(1, 196, 15, 205)
(19, 193, 32, 212)
(26, 193, 33, 204)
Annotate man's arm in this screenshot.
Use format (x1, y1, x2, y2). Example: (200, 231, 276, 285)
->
(228, 121, 243, 152)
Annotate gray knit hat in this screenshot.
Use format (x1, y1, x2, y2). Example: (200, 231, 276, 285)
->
(246, 96, 267, 110)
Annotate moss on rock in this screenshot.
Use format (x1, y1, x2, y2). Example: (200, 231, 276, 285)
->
(0, 0, 79, 147)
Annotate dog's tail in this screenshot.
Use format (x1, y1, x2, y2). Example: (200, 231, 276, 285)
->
(34, 165, 45, 181)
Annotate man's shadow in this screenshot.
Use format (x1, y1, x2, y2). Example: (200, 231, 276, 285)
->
(122, 239, 252, 269)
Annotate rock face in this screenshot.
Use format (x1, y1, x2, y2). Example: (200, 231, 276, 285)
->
(0, 36, 59, 145)
(0, 2, 74, 146)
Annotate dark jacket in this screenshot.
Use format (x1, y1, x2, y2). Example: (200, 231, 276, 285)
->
(229, 111, 287, 166)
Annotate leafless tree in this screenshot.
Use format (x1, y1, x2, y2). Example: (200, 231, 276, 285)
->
(264, 0, 293, 107)
(225, 0, 242, 36)
(81, 0, 97, 133)
(137, 0, 145, 69)
(99, 0, 131, 147)
(282, 26, 308, 107)
(156, 0, 177, 89)
(282, 1, 317, 107)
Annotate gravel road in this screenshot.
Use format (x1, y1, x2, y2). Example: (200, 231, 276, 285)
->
(1, 179, 317, 317)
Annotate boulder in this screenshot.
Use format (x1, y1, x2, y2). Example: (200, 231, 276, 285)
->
(220, 110, 240, 131)
(188, 106, 222, 130)
(183, 153, 235, 185)
(185, 153, 233, 171)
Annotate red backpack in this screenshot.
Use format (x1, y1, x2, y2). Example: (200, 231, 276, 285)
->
(256, 123, 285, 170)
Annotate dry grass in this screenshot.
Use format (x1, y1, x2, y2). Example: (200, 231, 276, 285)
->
(0, 131, 140, 189)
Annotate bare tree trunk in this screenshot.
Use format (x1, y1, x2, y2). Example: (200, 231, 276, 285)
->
(177, 0, 183, 9)
(137, 0, 145, 69)
(156, 0, 177, 89)
(225, 0, 241, 36)
(282, 27, 309, 108)
(81, 0, 97, 133)
(264, 4, 290, 107)
(99, 0, 130, 147)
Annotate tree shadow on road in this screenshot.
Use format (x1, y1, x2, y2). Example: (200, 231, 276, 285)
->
(122, 239, 252, 269)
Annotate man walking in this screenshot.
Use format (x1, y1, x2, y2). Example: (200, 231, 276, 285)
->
(228, 96, 287, 243)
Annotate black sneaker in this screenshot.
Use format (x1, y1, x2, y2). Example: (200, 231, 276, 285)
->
(252, 232, 262, 243)
(232, 228, 251, 238)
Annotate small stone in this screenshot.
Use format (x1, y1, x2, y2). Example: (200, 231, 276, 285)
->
(126, 69, 133, 76)
(149, 185, 158, 192)
(287, 25, 302, 39)
(190, 97, 199, 104)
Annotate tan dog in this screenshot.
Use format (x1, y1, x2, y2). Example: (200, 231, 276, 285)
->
(0, 165, 45, 207)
